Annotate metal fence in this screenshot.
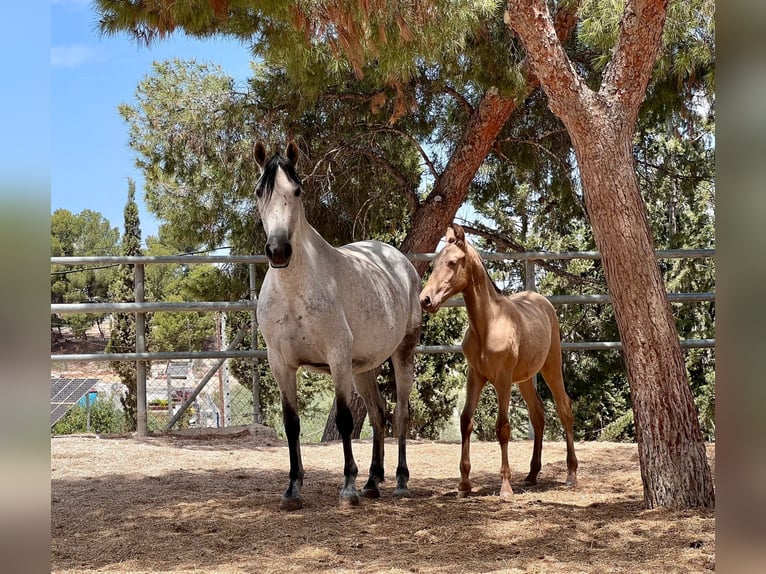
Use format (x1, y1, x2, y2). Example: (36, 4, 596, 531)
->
(50, 249, 715, 435)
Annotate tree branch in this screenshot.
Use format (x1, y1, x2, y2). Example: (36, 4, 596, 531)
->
(460, 222, 600, 287)
(600, 0, 669, 120)
(505, 0, 592, 122)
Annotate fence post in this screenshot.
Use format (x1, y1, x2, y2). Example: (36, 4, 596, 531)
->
(249, 263, 262, 424)
(220, 311, 231, 427)
(135, 263, 147, 437)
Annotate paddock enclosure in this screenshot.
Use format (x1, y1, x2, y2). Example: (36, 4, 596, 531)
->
(51, 432, 715, 573)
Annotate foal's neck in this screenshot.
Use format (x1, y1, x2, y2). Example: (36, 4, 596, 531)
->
(462, 247, 503, 329)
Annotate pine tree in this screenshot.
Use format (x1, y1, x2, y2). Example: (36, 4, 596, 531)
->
(107, 179, 144, 431)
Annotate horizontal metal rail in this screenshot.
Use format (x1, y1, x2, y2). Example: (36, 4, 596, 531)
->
(50, 291, 714, 315)
(51, 248, 713, 267)
(50, 338, 716, 363)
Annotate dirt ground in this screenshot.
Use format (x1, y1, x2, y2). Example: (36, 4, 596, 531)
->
(51, 430, 715, 574)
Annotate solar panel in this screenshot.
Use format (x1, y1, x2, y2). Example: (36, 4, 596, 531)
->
(166, 361, 190, 379)
(50, 378, 101, 427)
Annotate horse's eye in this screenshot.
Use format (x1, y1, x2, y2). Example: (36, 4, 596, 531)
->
(447, 260, 456, 268)
(294, 187, 302, 197)
(256, 188, 263, 199)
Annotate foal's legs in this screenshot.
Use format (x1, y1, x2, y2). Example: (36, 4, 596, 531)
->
(390, 330, 418, 497)
(493, 377, 514, 500)
(354, 368, 387, 498)
(540, 354, 578, 486)
(518, 378, 545, 485)
(458, 365, 487, 497)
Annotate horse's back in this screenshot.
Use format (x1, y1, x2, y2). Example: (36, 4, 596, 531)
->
(338, 240, 421, 305)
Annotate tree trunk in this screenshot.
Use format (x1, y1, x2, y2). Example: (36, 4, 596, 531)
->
(321, 388, 368, 441)
(505, 0, 714, 508)
(573, 123, 714, 508)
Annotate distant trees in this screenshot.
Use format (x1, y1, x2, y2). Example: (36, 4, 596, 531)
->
(50, 208, 120, 339)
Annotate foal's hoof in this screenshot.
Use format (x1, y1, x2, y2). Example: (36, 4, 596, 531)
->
(279, 495, 303, 511)
(524, 474, 538, 486)
(457, 489, 471, 499)
(393, 487, 412, 498)
(565, 473, 577, 487)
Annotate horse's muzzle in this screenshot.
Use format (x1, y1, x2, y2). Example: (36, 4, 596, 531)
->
(265, 236, 292, 268)
(419, 293, 440, 313)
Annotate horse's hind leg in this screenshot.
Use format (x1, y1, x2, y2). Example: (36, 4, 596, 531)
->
(354, 368, 387, 498)
(540, 345, 578, 487)
(518, 378, 545, 485)
(390, 330, 418, 497)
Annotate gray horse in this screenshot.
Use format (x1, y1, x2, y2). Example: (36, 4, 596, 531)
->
(254, 141, 422, 510)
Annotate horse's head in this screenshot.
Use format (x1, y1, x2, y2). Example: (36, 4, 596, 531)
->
(419, 223, 470, 313)
(254, 141, 304, 268)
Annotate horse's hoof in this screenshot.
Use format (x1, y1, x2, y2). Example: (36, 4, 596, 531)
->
(565, 474, 577, 487)
(457, 489, 471, 499)
(393, 487, 412, 498)
(524, 475, 538, 486)
(339, 492, 360, 508)
(280, 496, 303, 511)
(361, 486, 381, 499)
(499, 491, 514, 502)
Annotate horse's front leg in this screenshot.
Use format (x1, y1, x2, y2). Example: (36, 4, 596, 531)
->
(494, 379, 514, 500)
(273, 362, 303, 511)
(459, 365, 487, 497)
(331, 360, 360, 507)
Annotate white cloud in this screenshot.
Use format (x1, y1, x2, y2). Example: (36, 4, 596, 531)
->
(51, 44, 96, 68)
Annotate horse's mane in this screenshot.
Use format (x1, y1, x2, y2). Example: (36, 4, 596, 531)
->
(466, 240, 502, 295)
(256, 153, 303, 201)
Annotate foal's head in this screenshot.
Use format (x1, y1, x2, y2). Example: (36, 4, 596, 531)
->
(254, 141, 304, 268)
(419, 224, 472, 313)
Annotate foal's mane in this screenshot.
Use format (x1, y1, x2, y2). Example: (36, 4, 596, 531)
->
(464, 238, 503, 295)
(255, 153, 303, 202)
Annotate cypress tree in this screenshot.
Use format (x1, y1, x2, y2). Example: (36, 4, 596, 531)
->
(107, 179, 144, 431)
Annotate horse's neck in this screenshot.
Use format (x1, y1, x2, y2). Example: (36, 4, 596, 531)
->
(273, 219, 334, 282)
(463, 249, 502, 335)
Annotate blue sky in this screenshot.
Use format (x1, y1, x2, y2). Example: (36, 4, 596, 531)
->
(52, 0, 254, 243)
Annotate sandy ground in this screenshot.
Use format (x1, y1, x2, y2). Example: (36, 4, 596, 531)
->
(51, 431, 715, 573)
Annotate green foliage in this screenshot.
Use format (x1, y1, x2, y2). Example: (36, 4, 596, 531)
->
(51, 208, 120, 336)
(598, 410, 636, 443)
(407, 307, 467, 439)
(52, 398, 128, 435)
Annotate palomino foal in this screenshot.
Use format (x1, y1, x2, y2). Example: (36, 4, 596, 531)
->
(420, 224, 578, 499)
(254, 141, 422, 510)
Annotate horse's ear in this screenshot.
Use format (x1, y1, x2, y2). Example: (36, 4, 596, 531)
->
(452, 223, 466, 247)
(254, 141, 267, 169)
(285, 140, 299, 166)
